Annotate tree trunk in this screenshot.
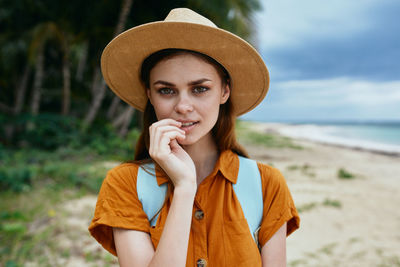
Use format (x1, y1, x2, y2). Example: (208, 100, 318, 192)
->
(112, 105, 130, 128)
(14, 64, 32, 115)
(30, 45, 45, 115)
(114, 0, 134, 36)
(118, 106, 135, 137)
(62, 44, 71, 115)
(83, 67, 106, 127)
(75, 40, 88, 82)
(82, 0, 134, 128)
(2, 64, 32, 143)
(89, 66, 101, 96)
(0, 102, 13, 114)
(107, 95, 120, 119)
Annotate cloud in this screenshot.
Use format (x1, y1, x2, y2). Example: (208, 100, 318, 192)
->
(247, 0, 400, 121)
(241, 77, 400, 121)
(256, 0, 378, 49)
(256, 0, 400, 81)
(276, 78, 400, 106)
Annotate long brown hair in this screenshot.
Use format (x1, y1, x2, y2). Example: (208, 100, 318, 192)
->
(134, 49, 248, 161)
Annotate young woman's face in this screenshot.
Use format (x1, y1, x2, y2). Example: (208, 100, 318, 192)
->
(147, 53, 230, 145)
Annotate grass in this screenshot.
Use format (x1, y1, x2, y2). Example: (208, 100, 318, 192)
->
(0, 186, 84, 266)
(286, 163, 316, 177)
(338, 168, 355, 179)
(297, 198, 342, 213)
(0, 129, 139, 266)
(319, 243, 337, 255)
(297, 202, 318, 213)
(236, 120, 303, 150)
(378, 256, 400, 267)
(323, 198, 342, 208)
(288, 259, 308, 266)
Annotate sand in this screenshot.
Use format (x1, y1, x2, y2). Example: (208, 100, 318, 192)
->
(39, 122, 400, 266)
(245, 122, 400, 266)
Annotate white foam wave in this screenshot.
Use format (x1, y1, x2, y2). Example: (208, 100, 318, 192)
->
(275, 124, 400, 155)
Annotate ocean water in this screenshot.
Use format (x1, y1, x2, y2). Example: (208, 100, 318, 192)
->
(253, 120, 400, 154)
(321, 123, 400, 146)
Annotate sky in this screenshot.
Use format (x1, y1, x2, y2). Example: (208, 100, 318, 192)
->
(241, 0, 400, 123)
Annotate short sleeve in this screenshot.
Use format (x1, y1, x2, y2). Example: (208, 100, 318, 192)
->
(257, 163, 300, 247)
(88, 163, 151, 256)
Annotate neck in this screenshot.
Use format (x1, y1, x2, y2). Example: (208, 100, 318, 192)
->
(182, 133, 219, 185)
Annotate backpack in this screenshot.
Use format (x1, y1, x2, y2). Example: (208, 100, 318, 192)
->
(137, 155, 263, 246)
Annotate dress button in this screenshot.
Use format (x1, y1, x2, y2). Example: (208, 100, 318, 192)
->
(196, 258, 207, 267)
(194, 210, 204, 220)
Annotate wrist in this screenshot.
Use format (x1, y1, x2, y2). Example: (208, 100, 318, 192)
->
(174, 182, 197, 197)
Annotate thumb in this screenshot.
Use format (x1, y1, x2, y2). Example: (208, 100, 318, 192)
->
(170, 139, 182, 152)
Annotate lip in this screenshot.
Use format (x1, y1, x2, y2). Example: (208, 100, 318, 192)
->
(177, 120, 199, 133)
(176, 120, 198, 123)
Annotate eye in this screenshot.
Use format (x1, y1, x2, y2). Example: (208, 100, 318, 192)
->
(192, 86, 209, 94)
(158, 88, 175, 95)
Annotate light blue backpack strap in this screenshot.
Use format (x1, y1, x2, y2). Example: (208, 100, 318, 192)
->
(233, 156, 263, 243)
(137, 163, 167, 227)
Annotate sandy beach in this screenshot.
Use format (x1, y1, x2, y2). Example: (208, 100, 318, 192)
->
(38, 121, 400, 266)
(245, 122, 400, 266)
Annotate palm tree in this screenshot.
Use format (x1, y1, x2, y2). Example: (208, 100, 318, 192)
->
(28, 22, 64, 115)
(187, 0, 261, 41)
(83, 0, 134, 129)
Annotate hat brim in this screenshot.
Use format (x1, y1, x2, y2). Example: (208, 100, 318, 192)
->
(101, 21, 269, 116)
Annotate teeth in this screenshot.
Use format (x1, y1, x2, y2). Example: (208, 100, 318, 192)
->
(182, 122, 195, 127)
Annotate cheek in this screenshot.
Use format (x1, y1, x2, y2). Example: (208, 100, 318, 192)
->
(151, 99, 171, 120)
(200, 98, 221, 121)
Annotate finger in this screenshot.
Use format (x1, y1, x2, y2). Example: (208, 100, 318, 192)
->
(175, 133, 186, 144)
(152, 118, 182, 128)
(149, 124, 185, 154)
(150, 127, 185, 159)
(154, 125, 185, 135)
(159, 131, 186, 154)
(169, 139, 180, 151)
(151, 126, 184, 150)
(170, 138, 185, 151)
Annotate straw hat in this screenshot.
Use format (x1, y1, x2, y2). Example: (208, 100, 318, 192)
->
(101, 8, 269, 116)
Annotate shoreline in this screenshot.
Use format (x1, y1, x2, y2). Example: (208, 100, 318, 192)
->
(21, 120, 400, 266)
(241, 120, 400, 266)
(244, 121, 400, 157)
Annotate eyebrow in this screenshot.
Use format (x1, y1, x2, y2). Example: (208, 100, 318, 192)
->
(153, 78, 212, 87)
(188, 78, 211, 86)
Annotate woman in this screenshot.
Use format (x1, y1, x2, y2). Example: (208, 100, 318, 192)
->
(89, 8, 300, 267)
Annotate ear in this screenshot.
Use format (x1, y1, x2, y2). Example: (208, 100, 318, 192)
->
(220, 84, 230, 104)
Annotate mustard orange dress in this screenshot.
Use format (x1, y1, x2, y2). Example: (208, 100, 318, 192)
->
(89, 150, 300, 266)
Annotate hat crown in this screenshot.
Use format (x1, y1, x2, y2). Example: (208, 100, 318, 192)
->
(164, 8, 217, 28)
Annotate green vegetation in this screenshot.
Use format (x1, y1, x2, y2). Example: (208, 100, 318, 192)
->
(319, 243, 337, 255)
(289, 259, 308, 267)
(286, 163, 316, 177)
(338, 168, 355, 179)
(297, 198, 342, 213)
(0, 1, 263, 265)
(1, 187, 77, 266)
(236, 120, 303, 149)
(297, 202, 318, 213)
(0, 126, 139, 266)
(1, 0, 261, 148)
(323, 198, 342, 208)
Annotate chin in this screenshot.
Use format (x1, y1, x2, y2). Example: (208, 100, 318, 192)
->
(178, 136, 198, 146)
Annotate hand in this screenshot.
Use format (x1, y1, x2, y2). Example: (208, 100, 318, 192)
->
(148, 119, 196, 190)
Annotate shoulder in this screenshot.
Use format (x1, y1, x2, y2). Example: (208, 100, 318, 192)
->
(256, 161, 289, 193)
(256, 162, 284, 180)
(102, 162, 146, 191)
(108, 161, 141, 175)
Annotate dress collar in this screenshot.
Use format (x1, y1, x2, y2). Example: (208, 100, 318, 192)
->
(155, 150, 240, 186)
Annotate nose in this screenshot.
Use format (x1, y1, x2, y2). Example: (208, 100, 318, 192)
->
(174, 93, 194, 114)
